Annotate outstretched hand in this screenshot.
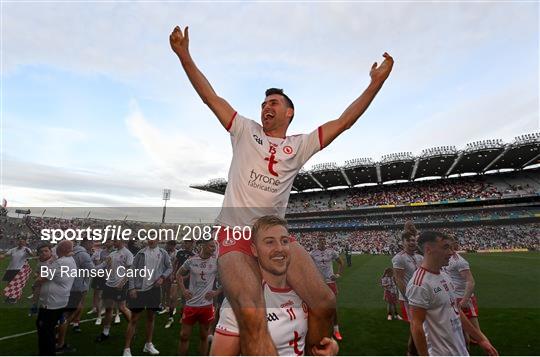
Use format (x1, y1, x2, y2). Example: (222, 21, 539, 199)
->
(170, 26, 190, 57)
(370, 52, 394, 85)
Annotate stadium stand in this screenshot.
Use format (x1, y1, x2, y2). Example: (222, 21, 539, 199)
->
(189, 134, 540, 254)
(2, 134, 538, 255)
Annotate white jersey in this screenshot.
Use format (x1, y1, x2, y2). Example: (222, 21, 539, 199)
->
(310, 248, 339, 283)
(216, 114, 322, 227)
(381, 276, 397, 294)
(406, 267, 468, 356)
(392, 250, 423, 300)
(105, 247, 133, 288)
(6, 247, 32, 270)
(181, 254, 218, 307)
(444, 253, 470, 298)
(217, 282, 308, 356)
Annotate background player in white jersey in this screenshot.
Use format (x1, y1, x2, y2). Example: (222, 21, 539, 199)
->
(392, 230, 423, 354)
(165, 239, 196, 329)
(177, 240, 221, 355)
(96, 240, 133, 342)
(310, 237, 345, 341)
(445, 237, 481, 347)
(407, 231, 498, 356)
(123, 239, 172, 356)
(211, 215, 338, 356)
(170, 25, 393, 355)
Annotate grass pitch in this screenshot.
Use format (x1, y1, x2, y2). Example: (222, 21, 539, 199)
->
(0, 252, 538, 355)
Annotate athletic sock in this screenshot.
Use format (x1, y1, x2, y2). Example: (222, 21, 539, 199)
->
(103, 326, 110, 335)
(333, 325, 339, 333)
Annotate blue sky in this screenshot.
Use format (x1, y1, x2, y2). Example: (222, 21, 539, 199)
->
(2, 2, 539, 209)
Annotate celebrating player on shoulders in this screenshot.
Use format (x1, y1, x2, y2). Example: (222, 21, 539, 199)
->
(170, 25, 393, 354)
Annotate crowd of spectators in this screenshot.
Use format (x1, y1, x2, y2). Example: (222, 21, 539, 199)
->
(287, 176, 537, 213)
(293, 224, 540, 255)
(288, 209, 537, 229)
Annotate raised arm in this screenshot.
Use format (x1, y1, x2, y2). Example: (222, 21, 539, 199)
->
(319, 53, 394, 148)
(170, 26, 236, 129)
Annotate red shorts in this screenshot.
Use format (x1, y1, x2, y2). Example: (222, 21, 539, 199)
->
(181, 305, 215, 325)
(216, 226, 296, 257)
(384, 290, 397, 304)
(400, 300, 411, 322)
(457, 296, 479, 319)
(327, 282, 338, 296)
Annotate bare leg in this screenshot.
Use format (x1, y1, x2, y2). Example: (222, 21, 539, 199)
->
(199, 323, 211, 356)
(218, 252, 277, 355)
(178, 323, 193, 355)
(145, 310, 155, 343)
(118, 301, 132, 322)
(72, 293, 86, 325)
(286, 242, 335, 350)
(124, 311, 141, 349)
(56, 313, 69, 348)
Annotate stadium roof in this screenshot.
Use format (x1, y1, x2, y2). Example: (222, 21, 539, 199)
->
(190, 133, 540, 194)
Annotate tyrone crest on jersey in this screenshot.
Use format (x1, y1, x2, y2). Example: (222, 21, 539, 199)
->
(265, 143, 280, 177)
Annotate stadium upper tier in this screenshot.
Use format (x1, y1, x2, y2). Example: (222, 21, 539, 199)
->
(191, 133, 539, 193)
(287, 170, 540, 213)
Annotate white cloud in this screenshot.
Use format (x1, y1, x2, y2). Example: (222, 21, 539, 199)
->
(124, 101, 230, 181)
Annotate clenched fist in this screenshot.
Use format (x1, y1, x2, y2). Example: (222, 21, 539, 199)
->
(170, 26, 190, 57)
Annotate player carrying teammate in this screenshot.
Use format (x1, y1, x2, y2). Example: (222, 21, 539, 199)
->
(310, 237, 345, 341)
(177, 240, 221, 355)
(211, 215, 339, 356)
(170, 25, 393, 354)
(406, 231, 498, 356)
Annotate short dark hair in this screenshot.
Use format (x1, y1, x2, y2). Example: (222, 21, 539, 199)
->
(252, 215, 288, 243)
(37, 242, 52, 252)
(265, 88, 295, 121)
(418, 231, 449, 251)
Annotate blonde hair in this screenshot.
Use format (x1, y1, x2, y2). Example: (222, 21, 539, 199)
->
(252, 215, 288, 243)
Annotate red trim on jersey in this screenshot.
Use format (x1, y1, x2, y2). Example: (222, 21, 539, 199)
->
(225, 112, 237, 131)
(263, 281, 292, 293)
(414, 269, 426, 286)
(215, 328, 240, 337)
(400, 301, 410, 322)
(318, 126, 324, 150)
